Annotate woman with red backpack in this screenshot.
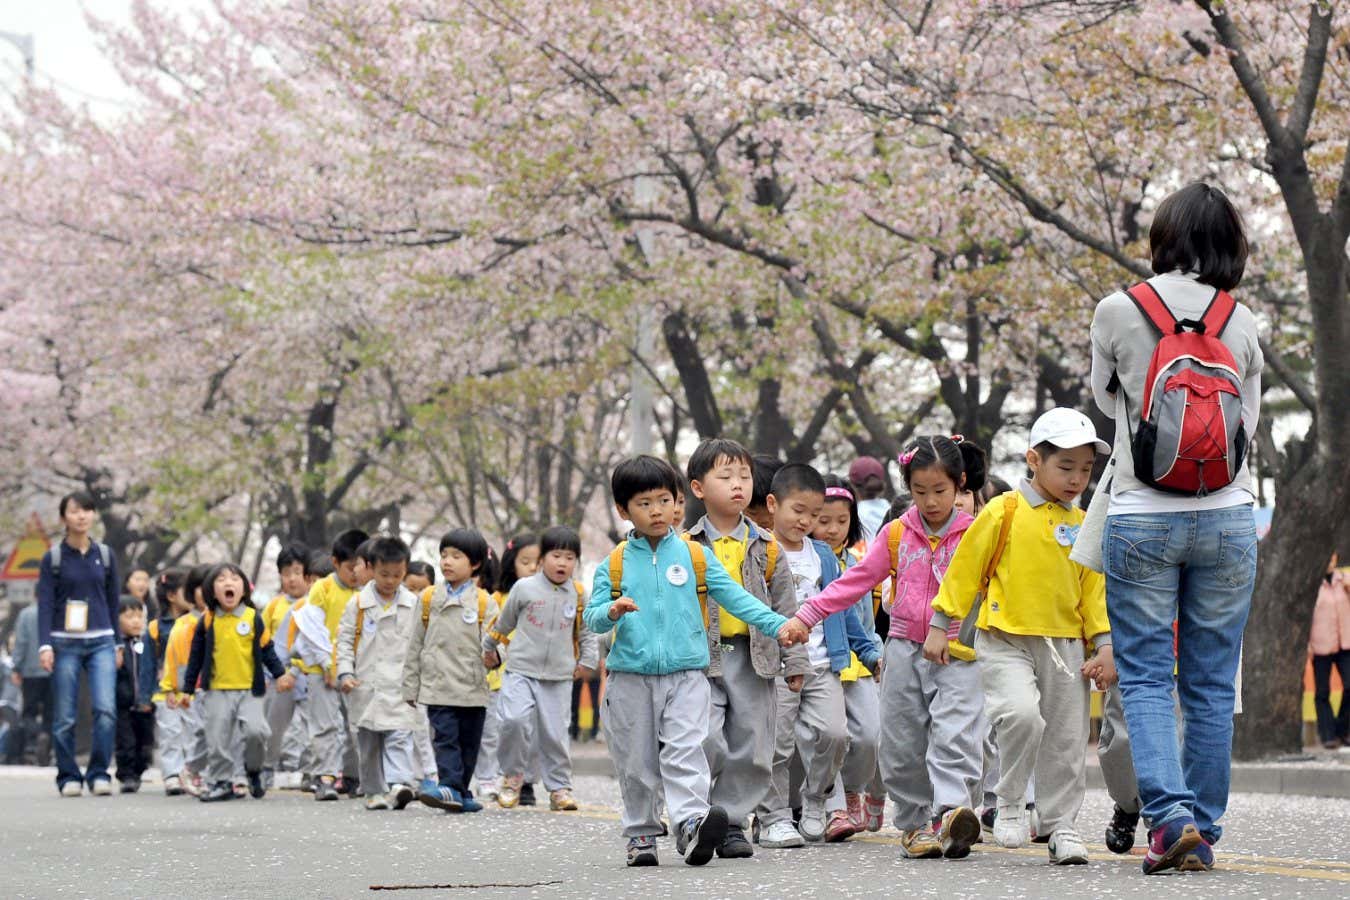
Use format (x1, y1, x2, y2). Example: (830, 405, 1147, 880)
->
(1090, 183, 1263, 875)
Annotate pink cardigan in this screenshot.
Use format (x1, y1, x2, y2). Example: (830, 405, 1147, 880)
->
(1310, 572, 1350, 656)
(796, 506, 974, 644)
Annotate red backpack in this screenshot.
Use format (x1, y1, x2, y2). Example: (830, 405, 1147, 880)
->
(1122, 282, 1248, 496)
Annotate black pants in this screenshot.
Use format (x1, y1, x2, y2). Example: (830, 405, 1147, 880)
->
(115, 707, 156, 782)
(426, 705, 486, 795)
(1312, 651, 1350, 744)
(5, 677, 52, 764)
(569, 674, 601, 739)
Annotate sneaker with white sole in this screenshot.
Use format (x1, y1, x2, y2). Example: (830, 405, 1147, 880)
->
(938, 807, 981, 859)
(60, 781, 84, 798)
(863, 793, 886, 832)
(163, 775, 185, 796)
(993, 802, 1029, 849)
(388, 784, 416, 810)
(90, 779, 113, 797)
(1048, 827, 1090, 865)
(365, 794, 391, 811)
(760, 820, 806, 849)
(900, 824, 943, 859)
(798, 798, 827, 842)
(497, 774, 524, 809)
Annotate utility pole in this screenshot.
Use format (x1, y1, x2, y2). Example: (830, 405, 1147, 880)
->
(630, 175, 658, 455)
(0, 31, 35, 77)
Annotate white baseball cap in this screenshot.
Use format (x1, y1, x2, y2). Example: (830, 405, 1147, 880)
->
(1029, 408, 1110, 454)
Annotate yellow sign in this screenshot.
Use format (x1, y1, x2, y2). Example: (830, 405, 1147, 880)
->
(1, 514, 50, 581)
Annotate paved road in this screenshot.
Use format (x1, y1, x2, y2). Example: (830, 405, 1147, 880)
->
(2, 768, 1349, 899)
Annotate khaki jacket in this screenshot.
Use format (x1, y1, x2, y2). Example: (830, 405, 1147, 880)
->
(401, 582, 497, 708)
(337, 584, 421, 731)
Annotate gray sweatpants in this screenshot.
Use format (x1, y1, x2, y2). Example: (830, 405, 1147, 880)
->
(475, 691, 503, 784)
(1098, 684, 1141, 814)
(705, 639, 778, 823)
(304, 674, 345, 778)
(497, 672, 572, 791)
(264, 683, 310, 773)
(879, 639, 986, 830)
(200, 690, 270, 785)
(357, 728, 415, 795)
(155, 703, 201, 778)
(603, 669, 711, 838)
(977, 628, 1088, 836)
(841, 676, 883, 796)
(758, 666, 848, 825)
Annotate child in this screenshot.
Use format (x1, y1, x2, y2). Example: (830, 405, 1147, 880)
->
(848, 456, 891, 543)
(927, 409, 1114, 865)
(262, 543, 311, 787)
(405, 561, 436, 595)
(789, 439, 988, 859)
(483, 525, 597, 811)
(182, 563, 289, 802)
(757, 464, 880, 847)
(404, 559, 440, 793)
(744, 454, 783, 533)
(337, 536, 422, 811)
(161, 564, 213, 796)
(276, 528, 368, 801)
(114, 595, 158, 792)
(478, 533, 541, 802)
(149, 569, 190, 795)
(685, 438, 808, 859)
(812, 474, 885, 836)
(403, 528, 498, 813)
(585, 454, 797, 868)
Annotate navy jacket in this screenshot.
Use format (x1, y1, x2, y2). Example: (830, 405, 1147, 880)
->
(37, 540, 119, 648)
(182, 608, 286, 697)
(116, 632, 158, 709)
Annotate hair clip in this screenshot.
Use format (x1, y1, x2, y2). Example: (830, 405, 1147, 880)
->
(825, 486, 854, 501)
(899, 448, 918, 466)
(950, 434, 965, 443)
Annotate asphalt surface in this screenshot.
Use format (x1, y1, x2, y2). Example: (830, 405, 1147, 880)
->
(2, 767, 1349, 899)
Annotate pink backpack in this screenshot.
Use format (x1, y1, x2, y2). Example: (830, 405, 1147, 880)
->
(1122, 282, 1248, 496)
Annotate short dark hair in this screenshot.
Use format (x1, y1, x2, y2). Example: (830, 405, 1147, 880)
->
(58, 490, 96, 518)
(154, 568, 187, 610)
(439, 528, 489, 575)
(276, 543, 308, 572)
(202, 563, 251, 612)
(305, 552, 334, 578)
(185, 563, 213, 604)
(819, 474, 863, 548)
(1149, 182, 1248, 291)
(900, 436, 988, 493)
(769, 462, 825, 500)
(331, 529, 370, 563)
(496, 533, 539, 594)
(406, 560, 436, 583)
(540, 525, 581, 558)
(118, 594, 146, 614)
(479, 547, 500, 590)
(750, 454, 785, 510)
(367, 536, 411, 567)
(686, 438, 754, 483)
(611, 455, 682, 509)
(355, 538, 378, 564)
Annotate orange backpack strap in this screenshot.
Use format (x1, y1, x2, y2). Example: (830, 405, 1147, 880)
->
(420, 586, 435, 629)
(681, 535, 711, 629)
(286, 597, 307, 651)
(765, 536, 779, 583)
(571, 580, 586, 658)
(981, 493, 1020, 590)
(351, 600, 365, 658)
(881, 520, 905, 617)
(607, 542, 627, 600)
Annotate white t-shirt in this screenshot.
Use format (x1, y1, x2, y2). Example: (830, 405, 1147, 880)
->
(857, 498, 889, 544)
(784, 544, 828, 669)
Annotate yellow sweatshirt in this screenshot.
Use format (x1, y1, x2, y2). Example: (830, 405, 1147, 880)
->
(159, 613, 201, 696)
(932, 484, 1109, 642)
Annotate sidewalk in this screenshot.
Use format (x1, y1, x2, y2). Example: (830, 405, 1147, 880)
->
(571, 737, 1350, 799)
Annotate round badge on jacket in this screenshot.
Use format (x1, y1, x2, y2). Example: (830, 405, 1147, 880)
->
(131, 640, 144, 655)
(236, 619, 252, 636)
(461, 607, 477, 625)
(666, 564, 689, 586)
(1054, 524, 1081, 548)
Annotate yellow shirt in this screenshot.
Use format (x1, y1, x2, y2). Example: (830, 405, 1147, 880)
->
(486, 591, 507, 692)
(160, 613, 200, 694)
(262, 594, 297, 643)
(711, 533, 751, 638)
(211, 606, 260, 691)
(290, 574, 358, 674)
(933, 485, 1109, 641)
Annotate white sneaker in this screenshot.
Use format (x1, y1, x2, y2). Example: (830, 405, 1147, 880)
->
(993, 802, 1029, 849)
(1048, 827, 1089, 865)
(274, 771, 302, 790)
(60, 782, 83, 798)
(90, 779, 113, 797)
(798, 798, 827, 842)
(760, 820, 806, 849)
(364, 794, 391, 811)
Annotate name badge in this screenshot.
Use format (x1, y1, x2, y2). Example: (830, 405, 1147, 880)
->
(666, 564, 689, 586)
(562, 603, 577, 620)
(1054, 524, 1081, 548)
(64, 600, 89, 633)
(236, 619, 252, 636)
(461, 607, 478, 625)
(131, 640, 144, 655)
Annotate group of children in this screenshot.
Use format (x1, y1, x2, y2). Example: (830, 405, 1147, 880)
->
(101, 405, 1155, 873)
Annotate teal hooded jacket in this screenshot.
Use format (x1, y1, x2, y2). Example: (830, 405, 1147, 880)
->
(585, 529, 788, 676)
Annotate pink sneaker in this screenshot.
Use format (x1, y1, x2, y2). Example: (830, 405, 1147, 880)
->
(845, 792, 865, 829)
(824, 809, 859, 843)
(863, 793, 886, 832)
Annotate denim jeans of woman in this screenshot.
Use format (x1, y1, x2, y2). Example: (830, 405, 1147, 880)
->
(1102, 505, 1257, 844)
(51, 635, 118, 789)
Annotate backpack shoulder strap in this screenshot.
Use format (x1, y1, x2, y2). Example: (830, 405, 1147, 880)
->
(607, 542, 627, 600)
(982, 493, 1020, 588)
(478, 588, 489, 623)
(681, 535, 710, 628)
(1201, 288, 1238, 337)
(764, 537, 779, 583)
(881, 520, 905, 617)
(420, 586, 435, 629)
(98, 543, 111, 569)
(1125, 281, 1177, 336)
(49, 544, 60, 578)
(352, 598, 365, 657)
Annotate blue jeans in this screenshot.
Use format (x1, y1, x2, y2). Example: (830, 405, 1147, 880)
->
(51, 635, 118, 789)
(1102, 505, 1256, 843)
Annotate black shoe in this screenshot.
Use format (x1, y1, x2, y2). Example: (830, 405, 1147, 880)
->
(717, 826, 754, 859)
(626, 836, 659, 867)
(247, 770, 266, 799)
(519, 783, 537, 806)
(315, 778, 340, 802)
(1105, 805, 1140, 854)
(677, 805, 729, 866)
(390, 784, 416, 810)
(300, 773, 315, 793)
(199, 781, 234, 803)
(980, 806, 997, 833)
(118, 778, 141, 794)
(336, 776, 359, 797)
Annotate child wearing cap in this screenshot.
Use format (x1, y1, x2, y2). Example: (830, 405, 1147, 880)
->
(848, 456, 890, 543)
(922, 408, 1116, 866)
